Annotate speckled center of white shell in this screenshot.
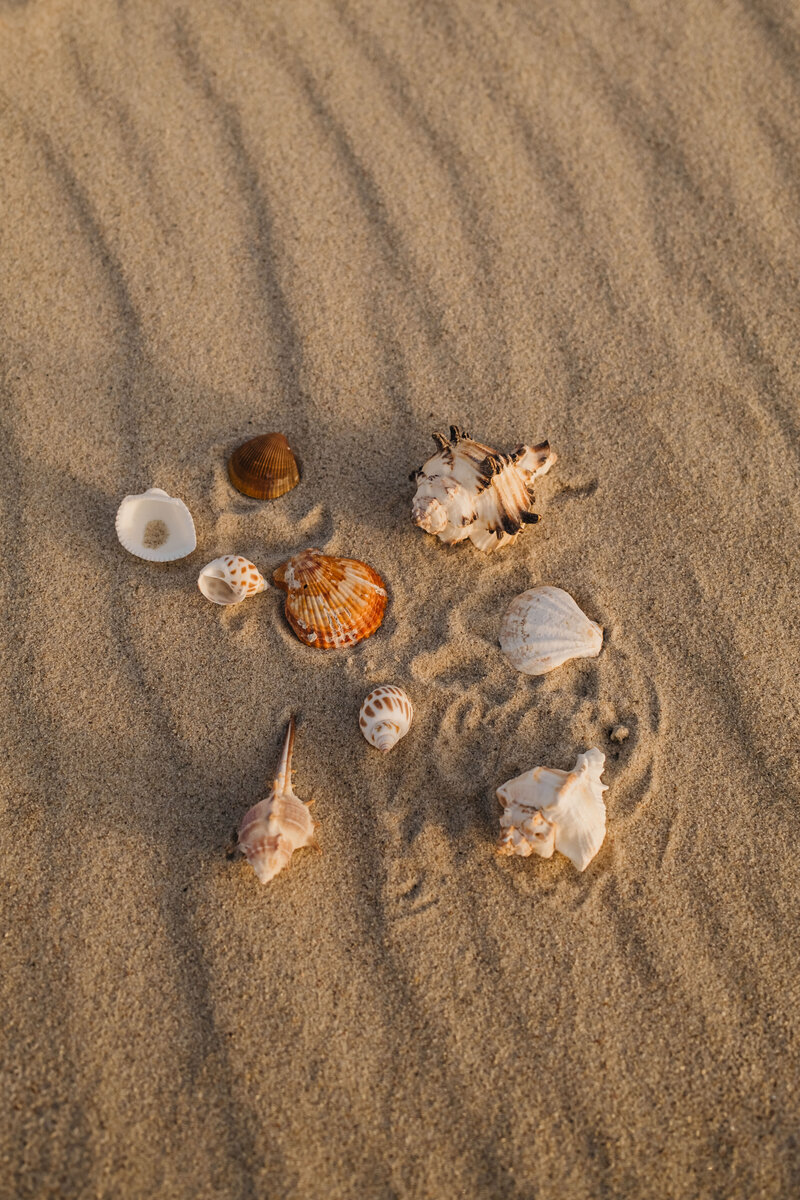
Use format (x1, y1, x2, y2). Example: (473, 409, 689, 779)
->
(115, 487, 197, 562)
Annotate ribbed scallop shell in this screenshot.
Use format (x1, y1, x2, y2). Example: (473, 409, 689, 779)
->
(272, 549, 388, 649)
(359, 686, 413, 751)
(115, 487, 196, 562)
(228, 432, 300, 500)
(499, 586, 603, 675)
(197, 555, 267, 605)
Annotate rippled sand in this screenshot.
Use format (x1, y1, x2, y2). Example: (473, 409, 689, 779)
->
(2, 2, 799, 1197)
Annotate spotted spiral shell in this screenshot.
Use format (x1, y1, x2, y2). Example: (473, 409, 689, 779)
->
(359, 686, 413, 751)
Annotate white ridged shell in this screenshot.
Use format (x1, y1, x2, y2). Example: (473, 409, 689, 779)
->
(359, 686, 413, 751)
(115, 487, 196, 562)
(238, 717, 316, 884)
(499, 586, 603, 675)
(197, 555, 267, 605)
(497, 749, 608, 871)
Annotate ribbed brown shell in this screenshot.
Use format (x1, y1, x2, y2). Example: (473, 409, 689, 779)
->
(272, 549, 388, 649)
(228, 433, 300, 499)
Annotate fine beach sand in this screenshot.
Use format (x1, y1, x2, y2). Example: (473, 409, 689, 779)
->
(2, 1, 800, 1197)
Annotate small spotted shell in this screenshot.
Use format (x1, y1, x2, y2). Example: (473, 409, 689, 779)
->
(198, 555, 267, 605)
(359, 686, 413, 752)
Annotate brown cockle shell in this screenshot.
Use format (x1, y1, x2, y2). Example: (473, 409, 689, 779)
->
(228, 432, 300, 500)
(272, 548, 388, 649)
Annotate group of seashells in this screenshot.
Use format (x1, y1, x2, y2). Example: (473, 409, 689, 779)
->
(116, 425, 611, 884)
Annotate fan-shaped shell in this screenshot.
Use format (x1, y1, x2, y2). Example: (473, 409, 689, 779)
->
(499, 586, 603, 675)
(197, 555, 267, 605)
(359, 686, 413, 751)
(115, 487, 196, 562)
(273, 549, 388, 649)
(228, 432, 300, 500)
(497, 748, 608, 871)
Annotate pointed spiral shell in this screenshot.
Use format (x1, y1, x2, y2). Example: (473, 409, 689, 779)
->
(359, 686, 413, 751)
(237, 717, 316, 884)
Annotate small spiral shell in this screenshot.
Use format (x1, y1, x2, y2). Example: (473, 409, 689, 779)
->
(198, 555, 267, 605)
(359, 686, 413, 752)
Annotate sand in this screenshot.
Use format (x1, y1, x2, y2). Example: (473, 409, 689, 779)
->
(1, 1, 799, 1196)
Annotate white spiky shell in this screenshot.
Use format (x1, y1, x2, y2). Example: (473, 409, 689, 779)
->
(359, 686, 413, 751)
(238, 717, 316, 884)
(411, 426, 556, 552)
(497, 749, 608, 871)
(499, 586, 603, 675)
(115, 487, 196, 562)
(197, 555, 267, 605)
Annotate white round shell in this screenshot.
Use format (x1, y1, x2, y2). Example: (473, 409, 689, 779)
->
(198, 555, 267, 605)
(359, 685, 413, 752)
(499, 586, 603, 675)
(115, 487, 196, 562)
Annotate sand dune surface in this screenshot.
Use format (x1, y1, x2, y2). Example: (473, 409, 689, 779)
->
(1, 1, 799, 1197)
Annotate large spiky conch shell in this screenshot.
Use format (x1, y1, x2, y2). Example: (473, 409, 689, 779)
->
(499, 586, 603, 675)
(410, 426, 556, 551)
(197, 555, 267, 605)
(272, 549, 388, 649)
(228, 432, 300, 499)
(115, 487, 197, 562)
(496, 749, 608, 871)
(359, 686, 413, 751)
(237, 717, 316, 884)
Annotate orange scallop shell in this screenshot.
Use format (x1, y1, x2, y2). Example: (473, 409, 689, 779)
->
(228, 433, 300, 500)
(272, 549, 388, 649)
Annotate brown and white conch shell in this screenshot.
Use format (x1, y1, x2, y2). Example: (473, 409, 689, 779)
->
(237, 716, 316, 884)
(497, 749, 608, 871)
(410, 426, 556, 551)
(499, 586, 603, 675)
(272, 549, 388, 649)
(197, 555, 267, 605)
(359, 686, 413, 751)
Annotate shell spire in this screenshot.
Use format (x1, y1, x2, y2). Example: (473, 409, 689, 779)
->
(411, 428, 556, 552)
(237, 716, 315, 885)
(273, 714, 296, 793)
